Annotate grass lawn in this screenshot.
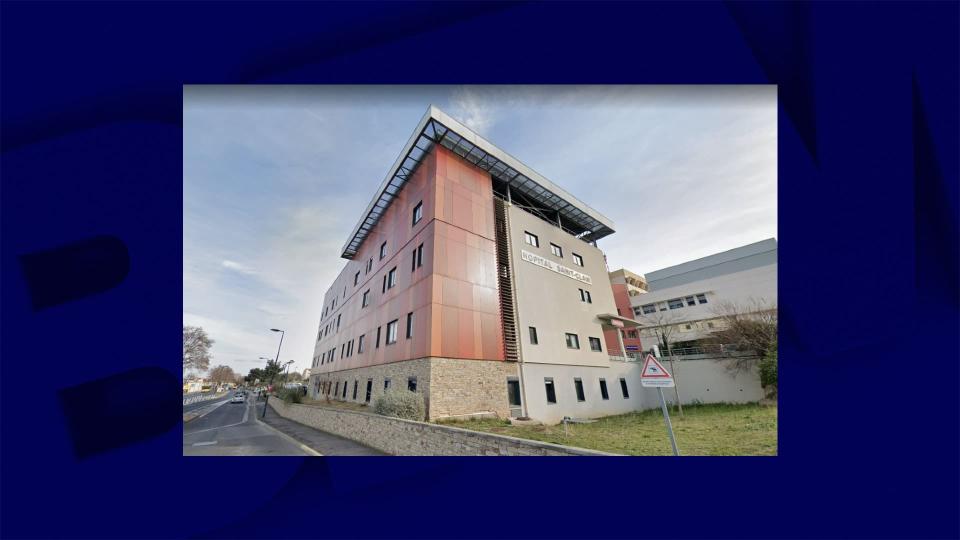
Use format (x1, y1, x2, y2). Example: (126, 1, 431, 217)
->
(439, 403, 777, 456)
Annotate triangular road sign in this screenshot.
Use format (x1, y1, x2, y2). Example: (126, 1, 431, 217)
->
(640, 354, 675, 387)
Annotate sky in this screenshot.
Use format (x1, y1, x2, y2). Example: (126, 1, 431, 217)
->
(183, 85, 777, 379)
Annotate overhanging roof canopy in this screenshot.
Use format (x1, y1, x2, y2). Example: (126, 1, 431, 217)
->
(341, 105, 616, 259)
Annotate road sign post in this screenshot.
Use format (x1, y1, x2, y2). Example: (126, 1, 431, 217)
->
(640, 353, 680, 456)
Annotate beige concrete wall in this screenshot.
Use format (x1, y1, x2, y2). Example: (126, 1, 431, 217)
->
(268, 399, 617, 456)
(310, 357, 516, 420)
(507, 204, 618, 369)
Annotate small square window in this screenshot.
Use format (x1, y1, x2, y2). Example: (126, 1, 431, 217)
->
(528, 326, 538, 345)
(574, 378, 585, 402)
(565, 333, 580, 349)
(599, 378, 609, 400)
(544, 378, 557, 404)
(685, 296, 696, 306)
(572, 253, 584, 266)
(524, 231, 539, 247)
(589, 337, 602, 352)
(642, 304, 656, 315)
(412, 201, 423, 226)
(407, 377, 417, 392)
(550, 243, 563, 258)
(380, 241, 387, 260)
(697, 293, 708, 304)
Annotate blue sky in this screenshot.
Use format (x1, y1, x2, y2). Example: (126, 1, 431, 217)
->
(183, 85, 777, 378)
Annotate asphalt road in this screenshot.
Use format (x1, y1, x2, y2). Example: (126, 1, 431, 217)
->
(183, 394, 314, 456)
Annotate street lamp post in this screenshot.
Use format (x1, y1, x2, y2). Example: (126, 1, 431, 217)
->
(262, 328, 285, 418)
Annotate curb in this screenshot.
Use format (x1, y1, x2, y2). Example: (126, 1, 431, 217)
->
(255, 403, 323, 457)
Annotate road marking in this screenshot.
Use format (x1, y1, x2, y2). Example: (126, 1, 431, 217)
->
(253, 402, 322, 457)
(192, 441, 218, 446)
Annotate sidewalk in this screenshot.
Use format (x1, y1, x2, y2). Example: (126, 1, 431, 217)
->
(256, 400, 386, 456)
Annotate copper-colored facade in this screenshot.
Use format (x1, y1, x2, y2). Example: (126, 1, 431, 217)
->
(603, 282, 643, 356)
(312, 146, 504, 374)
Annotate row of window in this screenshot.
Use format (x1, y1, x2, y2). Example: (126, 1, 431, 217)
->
(318, 240, 426, 342)
(323, 199, 425, 322)
(523, 230, 585, 267)
(316, 375, 418, 404)
(637, 293, 708, 315)
(543, 376, 630, 404)
(313, 313, 414, 368)
(527, 326, 604, 352)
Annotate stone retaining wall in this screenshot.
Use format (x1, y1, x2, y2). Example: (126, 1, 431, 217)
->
(268, 399, 616, 456)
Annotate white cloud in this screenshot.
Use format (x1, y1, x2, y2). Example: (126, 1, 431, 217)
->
(221, 260, 258, 275)
(448, 87, 497, 134)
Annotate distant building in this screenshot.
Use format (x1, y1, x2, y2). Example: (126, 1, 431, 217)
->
(631, 238, 777, 355)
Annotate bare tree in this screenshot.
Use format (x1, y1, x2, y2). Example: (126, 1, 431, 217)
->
(208, 365, 236, 387)
(636, 308, 684, 416)
(183, 326, 214, 373)
(707, 300, 778, 396)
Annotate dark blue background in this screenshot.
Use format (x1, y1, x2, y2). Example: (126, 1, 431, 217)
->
(2, 2, 957, 539)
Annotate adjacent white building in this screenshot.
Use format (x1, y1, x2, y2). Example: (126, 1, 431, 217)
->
(631, 238, 778, 353)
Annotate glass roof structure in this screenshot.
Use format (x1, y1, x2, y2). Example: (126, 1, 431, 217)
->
(341, 106, 616, 259)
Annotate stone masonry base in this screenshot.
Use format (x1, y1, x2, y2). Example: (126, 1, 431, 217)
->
(310, 357, 517, 420)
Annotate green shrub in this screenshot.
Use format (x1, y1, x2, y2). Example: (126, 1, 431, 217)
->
(279, 388, 302, 404)
(373, 389, 425, 421)
(759, 349, 778, 397)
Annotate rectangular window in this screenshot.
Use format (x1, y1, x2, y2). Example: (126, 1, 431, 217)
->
(411, 248, 417, 272)
(572, 253, 584, 266)
(340, 343, 345, 359)
(387, 267, 397, 289)
(589, 337, 602, 352)
(579, 288, 585, 302)
(342, 382, 347, 399)
(619, 378, 630, 399)
(406, 312, 413, 339)
(354, 271, 360, 286)
(599, 378, 609, 400)
(366, 258, 373, 275)
(376, 326, 381, 348)
(579, 289, 592, 303)
(697, 293, 708, 304)
(507, 378, 521, 407)
(386, 319, 398, 344)
(524, 231, 539, 247)
(668, 298, 684, 310)
(380, 241, 387, 260)
(362, 289, 370, 307)
(365, 379, 373, 402)
(550, 243, 563, 257)
(407, 377, 417, 392)
(585, 290, 592, 303)
(353, 380, 358, 400)
(685, 295, 696, 306)
(528, 326, 538, 345)
(358, 334, 365, 354)
(412, 201, 423, 226)
(347, 340, 353, 357)
(335, 381, 340, 396)
(336, 314, 341, 331)
(544, 378, 557, 404)
(416, 243, 424, 268)
(384, 378, 391, 391)
(382, 274, 387, 293)
(574, 378, 585, 402)
(565, 333, 580, 349)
